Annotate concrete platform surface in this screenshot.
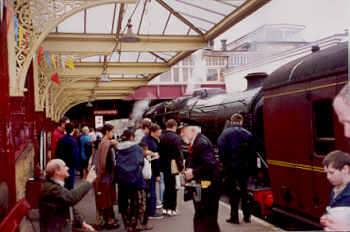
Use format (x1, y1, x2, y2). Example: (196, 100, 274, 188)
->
(74, 187, 282, 232)
(23, 184, 282, 232)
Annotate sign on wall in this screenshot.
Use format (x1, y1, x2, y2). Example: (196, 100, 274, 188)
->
(93, 109, 118, 115)
(95, 116, 104, 129)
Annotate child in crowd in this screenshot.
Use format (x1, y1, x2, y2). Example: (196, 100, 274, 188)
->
(321, 150, 350, 231)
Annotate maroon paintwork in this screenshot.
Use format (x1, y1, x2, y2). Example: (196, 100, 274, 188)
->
(264, 60, 349, 222)
(0, 6, 55, 223)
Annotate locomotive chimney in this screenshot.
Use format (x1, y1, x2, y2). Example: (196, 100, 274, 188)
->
(245, 72, 268, 90)
(311, 45, 320, 53)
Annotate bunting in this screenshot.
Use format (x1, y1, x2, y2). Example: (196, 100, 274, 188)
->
(51, 72, 60, 85)
(13, 15, 18, 42)
(37, 47, 44, 65)
(44, 51, 51, 68)
(18, 25, 23, 47)
(51, 54, 57, 69)
(65, 57, 75, 69)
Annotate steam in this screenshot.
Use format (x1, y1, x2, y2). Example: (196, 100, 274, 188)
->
(186, 50, 207, 95)
(105, 118, 129, 137)
(130, 98, 151, 126)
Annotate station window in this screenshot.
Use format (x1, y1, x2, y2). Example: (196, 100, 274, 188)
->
(183, 67, 189, 82)
(312, 99, 335, 156)
(159, 71, 171, 82)
(173, 67, 180, 82)
(207, 69, 218, 81)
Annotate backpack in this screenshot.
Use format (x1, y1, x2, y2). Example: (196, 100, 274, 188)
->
(116, 146, 143, 186)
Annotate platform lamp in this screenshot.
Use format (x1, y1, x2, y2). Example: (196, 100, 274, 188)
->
(100, 71, 111, 82)
(120, 19, 140, 43)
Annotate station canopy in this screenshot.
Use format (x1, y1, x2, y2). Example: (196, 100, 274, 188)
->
(10, 0, 270, 121)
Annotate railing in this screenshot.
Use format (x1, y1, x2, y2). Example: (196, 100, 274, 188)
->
(0, 199, 31, 232)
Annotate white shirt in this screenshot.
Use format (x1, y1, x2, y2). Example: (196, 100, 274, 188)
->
(51, 178, 65, 187)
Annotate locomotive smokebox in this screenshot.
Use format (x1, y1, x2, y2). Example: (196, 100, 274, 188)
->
(245, 72, 268, 90)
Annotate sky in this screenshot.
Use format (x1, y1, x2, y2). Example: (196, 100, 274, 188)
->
(215, 0, 350, 46)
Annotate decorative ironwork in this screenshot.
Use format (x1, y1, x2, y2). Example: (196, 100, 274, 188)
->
(12, 0, 135, 96)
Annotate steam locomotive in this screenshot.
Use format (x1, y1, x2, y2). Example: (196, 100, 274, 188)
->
(145, 42, 349, 226)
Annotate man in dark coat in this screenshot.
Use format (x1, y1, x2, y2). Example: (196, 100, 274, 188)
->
(39, 159, 96, 232)
(217, 113, 256, 224)
(159, 119, 184, 216)
(56, 123, 80, 190)
(182, 125, 221, 232)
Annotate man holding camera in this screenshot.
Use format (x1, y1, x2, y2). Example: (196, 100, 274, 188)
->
(182, 124, 221, 232)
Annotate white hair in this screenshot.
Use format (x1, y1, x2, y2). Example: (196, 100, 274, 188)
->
(189, 126, 201, 134)
(46, 159, 65, 178)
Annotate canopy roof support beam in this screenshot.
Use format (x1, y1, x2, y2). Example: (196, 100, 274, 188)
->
(204, 0, 271, 41)
(59, 62, 169, 76)
(42, 33, 207, 54)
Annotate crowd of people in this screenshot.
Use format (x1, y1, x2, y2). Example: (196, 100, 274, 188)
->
(38, 84, 350, 232)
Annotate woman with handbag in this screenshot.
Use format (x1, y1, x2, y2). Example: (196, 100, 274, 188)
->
(159, 119, 184, 216)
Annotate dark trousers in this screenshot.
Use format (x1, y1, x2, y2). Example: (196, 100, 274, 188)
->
(146, 176, 157, 216)
(65, 168, 75, 190)
(118, 185, 145, 231)
(193, 187, 220, 232)
(227, 173, 250, 220)
(163, 171, 177, 210)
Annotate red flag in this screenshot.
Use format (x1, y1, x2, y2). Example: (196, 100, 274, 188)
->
(37, 47, 44, 65)
(51, 72, 60, 85)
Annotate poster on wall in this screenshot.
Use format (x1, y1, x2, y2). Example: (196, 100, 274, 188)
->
(95, 115, 104, 129)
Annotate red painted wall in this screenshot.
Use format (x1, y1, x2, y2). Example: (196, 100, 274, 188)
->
(0, 5, 16, 208)
(0, 6, 49, 215)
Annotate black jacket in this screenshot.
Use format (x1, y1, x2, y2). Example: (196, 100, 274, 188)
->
(56, 135, 80, 170)
(39, 179, 92, 232)
(141, 135, 161, 177)
(159, 130, 184, 173)
(187, 133, 221, 182)
(217, 125, 256, 175)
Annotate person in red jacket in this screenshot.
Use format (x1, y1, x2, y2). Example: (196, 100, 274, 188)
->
(50, 116, 70, 159)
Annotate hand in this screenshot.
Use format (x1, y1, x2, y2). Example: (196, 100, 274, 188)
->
(156, 176, 161, 182)
(86, 166, 97, 183)
(111, 139, 118, 145)
(82, 221, 96, 231)
(321, 214, 350, 231)
(152, 152, 160, 159)
(320, 214, 330, 227)
(184, 169, 193, 181)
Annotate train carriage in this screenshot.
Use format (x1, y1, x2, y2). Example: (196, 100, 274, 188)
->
(263, 42, 349, 225)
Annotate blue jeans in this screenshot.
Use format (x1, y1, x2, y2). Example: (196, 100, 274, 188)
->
(159, 172, 165, 203)
(146, 176, 157, 217)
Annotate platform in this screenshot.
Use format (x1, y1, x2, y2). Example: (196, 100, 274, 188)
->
(23, 182, 282, 232)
